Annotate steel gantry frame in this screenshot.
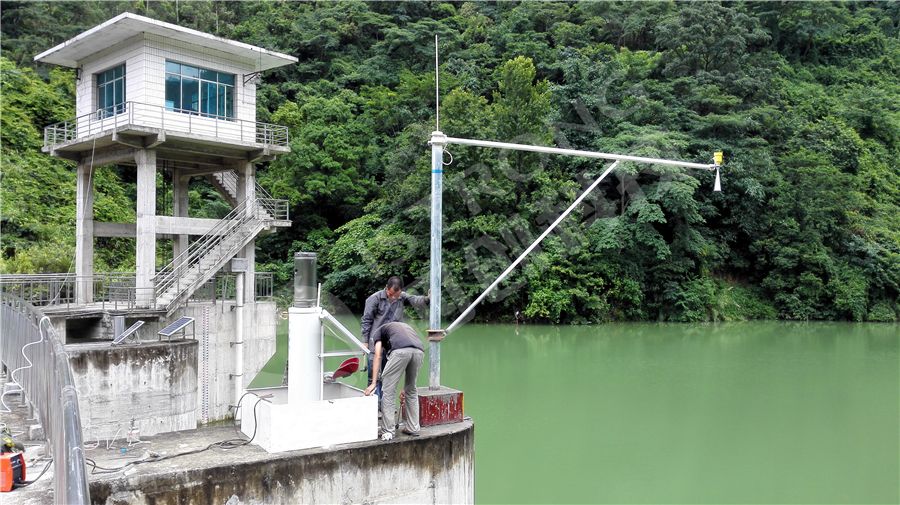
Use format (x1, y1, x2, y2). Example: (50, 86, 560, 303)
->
(426, 131, 722, 389)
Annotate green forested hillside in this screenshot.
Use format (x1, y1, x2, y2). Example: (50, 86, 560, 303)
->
(1, 1, 898, 322)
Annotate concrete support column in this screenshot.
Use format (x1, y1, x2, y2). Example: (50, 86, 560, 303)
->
(172, 168, 189, 260)
(135, 149, 157, 307)
(75, 159, 94, 304)
(236, 162, 256, 303)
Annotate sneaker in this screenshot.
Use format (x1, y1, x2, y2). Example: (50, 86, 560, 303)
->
(381, 432, 394, 441)
(401, 429, 420, 437)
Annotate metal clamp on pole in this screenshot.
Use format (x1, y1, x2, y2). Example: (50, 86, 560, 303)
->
(427, 329, 446, 342)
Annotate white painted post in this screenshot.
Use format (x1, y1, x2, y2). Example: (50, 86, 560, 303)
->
(288, 307, 322, 404)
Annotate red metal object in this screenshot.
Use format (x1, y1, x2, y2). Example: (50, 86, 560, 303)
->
(417, 386, 464, 427)
(0, 453, 25, 492)
(332, 357, 359, 380)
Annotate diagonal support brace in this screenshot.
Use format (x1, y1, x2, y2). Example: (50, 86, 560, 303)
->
(445, 160, 621, 334)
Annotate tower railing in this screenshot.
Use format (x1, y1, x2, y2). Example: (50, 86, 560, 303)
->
(0, 294, 90, 504)
(44, 101, 289, 150)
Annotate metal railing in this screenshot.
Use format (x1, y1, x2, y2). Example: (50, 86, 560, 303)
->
(0, 273, 153, 311)
(154, 197, 288, 311)
(0, 272, 274, 313)
(1, 295, 90, 504)
(188, 272, 275, 302)
(44, 101, 289, 149)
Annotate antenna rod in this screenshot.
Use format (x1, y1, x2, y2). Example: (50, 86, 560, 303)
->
(435, 34, 440, 132)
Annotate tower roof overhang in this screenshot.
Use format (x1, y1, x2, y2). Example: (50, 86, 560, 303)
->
(34, 12, 297, 71)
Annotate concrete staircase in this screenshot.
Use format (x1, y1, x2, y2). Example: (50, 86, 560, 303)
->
(153, 197, 288, 314)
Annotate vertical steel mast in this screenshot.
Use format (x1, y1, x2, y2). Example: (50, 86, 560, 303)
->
(428, 36, 445, 389)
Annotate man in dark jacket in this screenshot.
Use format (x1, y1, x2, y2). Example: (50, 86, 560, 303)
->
(361, 277, 428, 397)
(364, 321, 424, 440)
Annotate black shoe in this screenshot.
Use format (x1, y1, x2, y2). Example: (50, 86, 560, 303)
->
(401, 429, 420, 437)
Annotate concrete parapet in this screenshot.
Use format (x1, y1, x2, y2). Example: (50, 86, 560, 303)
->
(89, 420, 474, 505)
(68, 340, 198, 440)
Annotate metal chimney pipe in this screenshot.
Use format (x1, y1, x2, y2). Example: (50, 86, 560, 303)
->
(293, 252, 317, 308)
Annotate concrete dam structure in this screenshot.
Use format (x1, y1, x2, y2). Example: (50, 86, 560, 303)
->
(1, 13, 472, 504)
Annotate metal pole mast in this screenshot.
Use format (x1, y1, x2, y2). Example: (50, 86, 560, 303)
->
(427, 34, 444, 390)
(428, 131, 446, 390)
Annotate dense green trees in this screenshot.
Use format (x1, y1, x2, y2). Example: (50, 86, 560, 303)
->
(2, 1, 897, 322)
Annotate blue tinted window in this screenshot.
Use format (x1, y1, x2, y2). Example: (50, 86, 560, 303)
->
(182, 78, 200, 112)
(217, 84, 226, 118)
(182, 64, 200, 78)
(201, 81, 217, 116)
(165, 73, 181, 110)
(96, 64, 125, 118)
(224, 87, 233, 118)
(164, 60, 234, 119)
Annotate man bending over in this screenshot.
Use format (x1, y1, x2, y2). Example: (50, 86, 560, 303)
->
(364, 321, 424, 441)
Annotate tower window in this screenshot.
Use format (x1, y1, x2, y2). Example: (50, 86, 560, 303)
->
(165, 61, 235, 119)
(96, 64, 125, 118)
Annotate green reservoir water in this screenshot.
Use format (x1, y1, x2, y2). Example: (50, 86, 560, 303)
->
(252, 321, 899, 504)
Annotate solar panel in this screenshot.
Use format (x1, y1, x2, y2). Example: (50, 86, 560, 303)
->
(112, 320, 144, 345)
(158, 316, 195, 338)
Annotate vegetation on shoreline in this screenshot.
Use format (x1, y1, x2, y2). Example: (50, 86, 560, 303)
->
(2, 1, 897, 323)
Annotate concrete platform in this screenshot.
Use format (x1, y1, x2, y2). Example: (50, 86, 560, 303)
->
(4, 419, 474, 505)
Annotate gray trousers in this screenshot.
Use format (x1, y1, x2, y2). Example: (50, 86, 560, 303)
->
(380, 347, 424, 435)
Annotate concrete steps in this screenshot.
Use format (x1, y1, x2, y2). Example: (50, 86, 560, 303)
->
(208, 172, 239, 206)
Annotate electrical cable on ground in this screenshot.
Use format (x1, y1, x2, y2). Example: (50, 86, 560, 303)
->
(18, 458, 53, 487)
(85, 393, 265, 475)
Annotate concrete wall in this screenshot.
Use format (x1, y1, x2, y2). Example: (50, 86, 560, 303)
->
(68, 340, 197, 441)
(62, 300, 276, 440)
(181, 300, 277, 422)
(90, 421, 475, 505)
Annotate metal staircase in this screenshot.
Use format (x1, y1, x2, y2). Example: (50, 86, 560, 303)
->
(208, 170, 275, 207)
(153, 197, 288, 314)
